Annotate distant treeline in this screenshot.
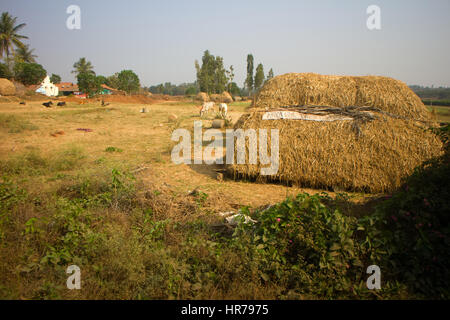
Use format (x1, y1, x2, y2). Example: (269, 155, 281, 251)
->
(145, 81, 244, 96)
(410, 85, 450, 100)
(422, 100, 450, 107)
(145, 82, 198, 96)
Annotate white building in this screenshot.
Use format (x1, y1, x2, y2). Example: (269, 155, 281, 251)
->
(35, 75, 59, 97)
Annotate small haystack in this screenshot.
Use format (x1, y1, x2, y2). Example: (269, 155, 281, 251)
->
(255, 73, 431, 121)
(227, 106, 442, 193)
(0, 78, 16, 96)
(196, 92, 210, 102)
(222, 91, 233, 103)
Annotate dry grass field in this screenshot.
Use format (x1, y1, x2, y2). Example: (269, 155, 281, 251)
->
(0, 96, 447, 300)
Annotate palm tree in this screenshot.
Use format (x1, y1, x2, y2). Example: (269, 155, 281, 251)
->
(72, 57, 95, 75)
(0, 12, 28, 59)
(14, 44, 37, 63)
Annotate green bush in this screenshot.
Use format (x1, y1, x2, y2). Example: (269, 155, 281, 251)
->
(231, 193, 403, 298)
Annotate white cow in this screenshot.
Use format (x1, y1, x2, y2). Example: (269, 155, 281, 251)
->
(200, 102, 215, 117)
(218, 103, 228, 117)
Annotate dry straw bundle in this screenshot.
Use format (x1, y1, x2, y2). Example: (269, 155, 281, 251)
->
(255, 73, 431, 121)
(196, 92, 210, 102)
(229, 73, 442, 192)
(0, 78, 16, 96)
(228, 109, 442, 193)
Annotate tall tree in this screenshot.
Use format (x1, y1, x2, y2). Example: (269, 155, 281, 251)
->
(214, 56, 227, 93)
(245, 54, 254, 94)
(14, 44, 37, 63)
(267, 68, 274, 81)
(195, 50, 227, 94)
(72, 57, 95, 76)
(197, 50, 215, 94)
(254, 63, 265, 91)
(0, 12, 28, 59)
(225, 65, 235, 93)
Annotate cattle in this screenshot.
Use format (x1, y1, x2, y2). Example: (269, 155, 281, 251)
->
(42, 101, 53, 108)
(57, 102, 66, 107)
(218, 103, 228, 117)
(200, 102, 215, 117)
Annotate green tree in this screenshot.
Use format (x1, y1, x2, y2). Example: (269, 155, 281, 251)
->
(106, 73, 119, 88)
(96, 75, 107, 85)
(196, 50, 216, 94)
(117, 70, 140, 94)
(195, 50, 229, 94)
(13, 62, 46, 85)
(245, 54, 254, 94)
(50, 73, 61, 84)
(0, 62, 12, 79)
(0, 12, 28, 59)
(267, 68, 274, 81)
(214, 56, 227, 93)
(14, 44, 37, 63)
(229, 82, 241, 96)
(185, 86, 197, 96)
(225, 65, 235, 93)
(254, 63, 265, 91)
(72, 57, 95, 76)
(77, 72, 101, 97)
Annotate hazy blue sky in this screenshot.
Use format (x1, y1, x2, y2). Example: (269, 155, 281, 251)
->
(2, 0, 450, 87)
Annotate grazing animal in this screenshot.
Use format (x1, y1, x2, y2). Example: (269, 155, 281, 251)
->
(218, 103, 228, 117)
(200, 102, 215, 117)
(42, 101, 53, 108)
(57, 102, 66, 107)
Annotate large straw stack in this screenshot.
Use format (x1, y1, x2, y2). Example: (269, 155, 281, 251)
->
(255, 73, 431, 121)
(0, 78, 16, 96)
(228, 108, 442, 193)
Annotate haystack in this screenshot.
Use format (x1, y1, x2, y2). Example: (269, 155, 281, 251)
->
(0, 78, 16, 96)
(210, 94, 221, 102)
(255, 73, 431, 121)
(222, 91, 233, 103)
(227, 106, 442, 193)
(196, 92, 210, 102)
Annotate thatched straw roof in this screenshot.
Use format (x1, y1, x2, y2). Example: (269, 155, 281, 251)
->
(255, 73, 431, 121)
(228, 106, 442, 193)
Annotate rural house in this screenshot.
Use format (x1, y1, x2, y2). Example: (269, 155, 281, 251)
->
(55, 82, 79, 96)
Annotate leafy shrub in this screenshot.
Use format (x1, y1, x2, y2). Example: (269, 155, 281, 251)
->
(104, 146, 123, 153)
(232, 193, 402, 298)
